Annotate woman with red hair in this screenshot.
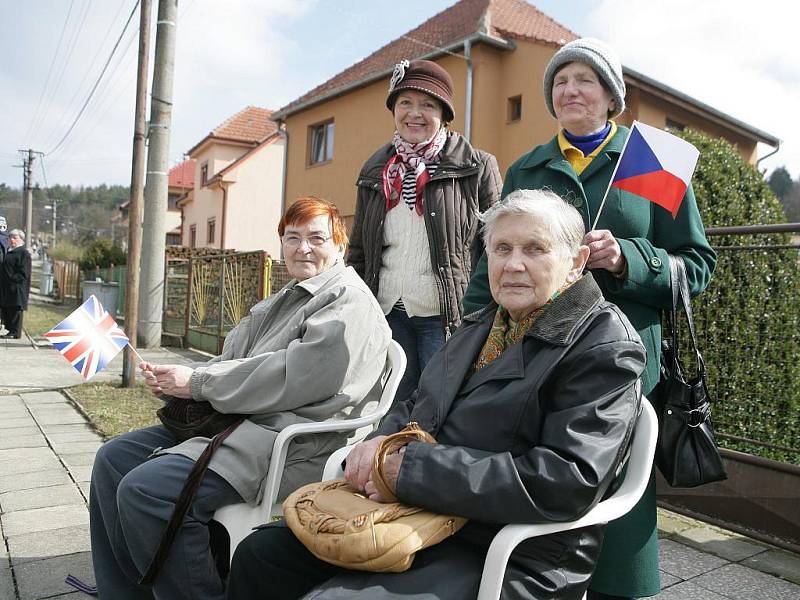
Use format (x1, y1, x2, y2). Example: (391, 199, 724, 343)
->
(89, 197, 391, 600)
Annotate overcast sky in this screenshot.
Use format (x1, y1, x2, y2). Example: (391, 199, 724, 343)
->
(1, 0, 797, 189)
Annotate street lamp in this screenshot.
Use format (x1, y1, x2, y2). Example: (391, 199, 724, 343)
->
(43, 199, 59, 248)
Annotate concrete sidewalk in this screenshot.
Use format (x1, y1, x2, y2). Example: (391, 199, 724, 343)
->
(2, 336, 799, 598)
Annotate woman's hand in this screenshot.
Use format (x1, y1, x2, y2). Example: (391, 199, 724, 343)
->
(344, 436, 387, 492)
(365, 450, 404, 503)
(139, 363, 194, 398)
(583, 229, 626, 275)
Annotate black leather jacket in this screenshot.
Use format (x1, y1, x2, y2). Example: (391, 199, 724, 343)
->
(348, 132, 501, 335)
(373, 274, 646, 598)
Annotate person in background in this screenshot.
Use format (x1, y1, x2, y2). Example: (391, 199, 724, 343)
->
(348, 58, 502, 405)
(461, 38, 717, 599)
(0, 216, 8, 333)
(0, 229, 31, 339)
(89, 197, 391, 600)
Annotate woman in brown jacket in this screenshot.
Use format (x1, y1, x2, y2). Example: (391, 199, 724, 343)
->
(348, 59, 502, 404)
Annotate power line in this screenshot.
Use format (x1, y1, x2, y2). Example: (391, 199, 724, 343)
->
(45, 0, 141, 157)
(22, 0, 76, 143)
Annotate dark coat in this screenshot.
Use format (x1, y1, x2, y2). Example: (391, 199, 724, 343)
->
(0, 245, 32, 309)
(461, 126, 717, 596)
(348, 131, 502, 335)
(307, 274, 646, 600)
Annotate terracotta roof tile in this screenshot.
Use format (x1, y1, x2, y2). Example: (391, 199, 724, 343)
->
(276, 0, 576, 117)
(211, 106, 276, 143)
(168, 159, 195, 189)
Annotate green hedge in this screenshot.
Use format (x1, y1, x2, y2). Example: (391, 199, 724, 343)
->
(677, 129, 800, 464)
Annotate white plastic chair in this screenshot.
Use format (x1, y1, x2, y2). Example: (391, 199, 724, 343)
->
(213, 340, 406, 561)
(321, 398, 658, 600)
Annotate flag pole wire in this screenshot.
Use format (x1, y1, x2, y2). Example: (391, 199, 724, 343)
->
(590, 120, 637, 231)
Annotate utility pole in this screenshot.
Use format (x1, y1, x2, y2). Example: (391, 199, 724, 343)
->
(138, 0, 178, 348)
(122, 0, 152, 386)
(20, 149, 35, 250)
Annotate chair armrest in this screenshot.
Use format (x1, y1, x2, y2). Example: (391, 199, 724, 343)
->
(322, 445, 354, 481)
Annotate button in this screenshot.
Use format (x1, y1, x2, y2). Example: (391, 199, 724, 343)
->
(572, 197, 584, 208)
(430, 211, 436, 216)
(650, 257, 662, 268)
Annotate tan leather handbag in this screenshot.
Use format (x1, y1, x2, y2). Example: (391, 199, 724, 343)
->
(283, 423, 468, 573)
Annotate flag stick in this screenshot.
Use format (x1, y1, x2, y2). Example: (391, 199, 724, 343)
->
(127, 344, 146, 367)
(590, 120, 637, 231)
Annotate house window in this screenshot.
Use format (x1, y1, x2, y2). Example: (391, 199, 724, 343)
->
(666, 118, 685, 132)
(189, 225, 197, 248)
(207, 218, 216, 245)
(166, 232, 181, 245)
(507, 95, 522, 122)
(308, 119, 335, 165)
(201, 162, 209, 185)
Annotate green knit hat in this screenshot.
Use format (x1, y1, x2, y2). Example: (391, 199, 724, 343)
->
(543, 38, 626, 119)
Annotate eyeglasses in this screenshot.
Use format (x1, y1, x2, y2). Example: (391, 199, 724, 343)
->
(282, 234, 332, 248)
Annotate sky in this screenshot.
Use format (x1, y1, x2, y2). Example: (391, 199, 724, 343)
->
(1, 0, 798, 189)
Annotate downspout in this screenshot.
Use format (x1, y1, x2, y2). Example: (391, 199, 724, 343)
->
(756, 140, 781, 171)
(277, 123, 289, 260)
(463, 38, 473, 143)
(220, 181, 228, 250)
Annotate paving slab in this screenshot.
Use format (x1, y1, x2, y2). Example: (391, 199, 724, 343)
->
(691, 562, 800, 599)
(0, 483, 84, 512)
(0, 426, 41, 439)
(654, 580, 729, 599)
(44, 431, 102, 444)
(67, 465, 93, 483)
(60, 452, 97, 468)
(2, 504, 89, 537)
(659, 570, 682, 588)
(28, 411, 87, 426)
(0, 434, 47, 450)
(742, 548, 800, 585)
(0, 469, 72, 494)
(674, 525, 768, 562)
(0, 394, 25, 407)
(0, 567, 15, 600)
(14, 551, 94, 600)
(77, 482, 90, 500)
(0, 447, 55, 463)
(658, 539, 729, 580)
(20, 391, 69, 404)
(0, 417, 37, 430)
(0, 453, 61, 477)
(49, 441, 102, 455)
(7, 524, 91, 567)
(37, 423, 95, 435)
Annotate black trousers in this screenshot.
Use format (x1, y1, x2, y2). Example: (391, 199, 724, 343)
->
(0, 306, 23, 337)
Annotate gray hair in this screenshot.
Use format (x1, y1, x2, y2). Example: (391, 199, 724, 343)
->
(481, 189, 585, 256)
(8, 229, 25, 241)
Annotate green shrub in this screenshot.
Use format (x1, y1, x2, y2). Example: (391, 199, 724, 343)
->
(79, 239, 127, 271)
(677, 129, 800, 464)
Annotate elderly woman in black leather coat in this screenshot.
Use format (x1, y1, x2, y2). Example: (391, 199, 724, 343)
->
(227, 189, 646, 600)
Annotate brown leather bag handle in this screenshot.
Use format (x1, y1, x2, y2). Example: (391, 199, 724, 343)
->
(371, 422, 435, 503)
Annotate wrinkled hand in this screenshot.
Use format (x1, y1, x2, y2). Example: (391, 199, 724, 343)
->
(343, 436, 387, 492)
(583, 229, 626, 275)
(139, 362, 194, 398)
(365, 450, 404, 503)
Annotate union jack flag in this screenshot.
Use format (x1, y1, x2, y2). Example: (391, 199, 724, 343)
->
(44, 295, 130, 380)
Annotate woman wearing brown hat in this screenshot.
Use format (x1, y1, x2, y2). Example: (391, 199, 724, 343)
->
(348, 59, 502, 405)
(462, 38, 717, 600)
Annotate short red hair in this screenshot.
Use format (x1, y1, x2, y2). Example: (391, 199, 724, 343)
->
(278, 196, 348, 248)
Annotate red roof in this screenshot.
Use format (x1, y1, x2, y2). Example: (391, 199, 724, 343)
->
(188, 106, 276, 155)
(275, 0, 576, 118)
(168, 159, 195, 189)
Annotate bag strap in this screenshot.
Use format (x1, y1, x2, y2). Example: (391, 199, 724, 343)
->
(139, 418, 244, 585)
(370, 422, 435, 503)
(667, 255, 705, 377)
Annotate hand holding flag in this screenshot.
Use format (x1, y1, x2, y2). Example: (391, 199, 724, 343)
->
(592, 120, 700, 229)
(44, 295, 140, 380)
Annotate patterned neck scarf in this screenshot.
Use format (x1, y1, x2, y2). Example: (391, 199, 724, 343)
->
(472, 283, 572, 373)
(383, 128, 447, 215)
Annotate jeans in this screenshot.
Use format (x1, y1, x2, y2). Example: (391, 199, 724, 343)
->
(89, 426, 243, 600)
(385, 307, 446, 404)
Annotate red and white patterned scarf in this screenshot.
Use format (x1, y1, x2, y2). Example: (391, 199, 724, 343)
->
(382, 128, 447, 215)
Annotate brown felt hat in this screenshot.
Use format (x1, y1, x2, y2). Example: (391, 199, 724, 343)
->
(386, 59, 455, 122)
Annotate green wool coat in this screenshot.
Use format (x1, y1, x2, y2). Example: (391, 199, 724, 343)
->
(462, 126, 716, 597)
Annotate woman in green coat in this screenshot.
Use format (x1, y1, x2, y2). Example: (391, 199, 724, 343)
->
(462, 38, 716, 599)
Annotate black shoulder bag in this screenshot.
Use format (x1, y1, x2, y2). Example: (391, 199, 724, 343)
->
(655, 255, 727, 488)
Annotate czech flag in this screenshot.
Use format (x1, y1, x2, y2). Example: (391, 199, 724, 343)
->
(611, 121, 700, 218)
(44, 295, 130, 380)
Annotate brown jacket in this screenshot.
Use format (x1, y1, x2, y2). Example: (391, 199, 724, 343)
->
(348, 132, 502, 335)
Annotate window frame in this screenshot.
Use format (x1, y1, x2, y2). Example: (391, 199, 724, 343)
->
(200, 162, 209, 186)
(507, 95, 522, 123)
(307, 119, 335, 166)
(207, 218, 216, 245)
(189, 224, 197, 249)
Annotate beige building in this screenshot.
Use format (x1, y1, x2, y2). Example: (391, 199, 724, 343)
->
(272, 0, 779, 223)
(178, 106, 284, 257)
